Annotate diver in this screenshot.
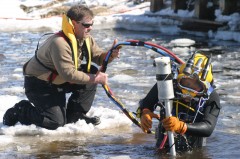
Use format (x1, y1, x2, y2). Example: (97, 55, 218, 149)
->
(138, 52, 221, 153)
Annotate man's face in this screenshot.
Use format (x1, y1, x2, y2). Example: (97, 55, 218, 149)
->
(72, 16, 93, 40)
(179, 78, 204, 92)
(178, 76, 205, 102)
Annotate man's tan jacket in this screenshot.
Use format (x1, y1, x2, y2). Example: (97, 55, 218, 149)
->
(24, 34, 107, 85)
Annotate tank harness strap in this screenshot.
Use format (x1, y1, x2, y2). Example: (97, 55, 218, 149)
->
(37, 31, 73, 84)
(23, 33, 54, 76)
(23, 33, 58, 84)
(34, 32, 61, 84)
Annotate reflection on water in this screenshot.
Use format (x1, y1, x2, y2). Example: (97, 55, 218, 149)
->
(0, 29, 240, 158)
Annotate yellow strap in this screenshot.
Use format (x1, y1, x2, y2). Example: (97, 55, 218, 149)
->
(62, 14, 78, 70)
(173, 101, 195, 112)
(85, 37, 91, 73)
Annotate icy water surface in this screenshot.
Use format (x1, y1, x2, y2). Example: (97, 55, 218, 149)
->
(0, 29, 240, 158)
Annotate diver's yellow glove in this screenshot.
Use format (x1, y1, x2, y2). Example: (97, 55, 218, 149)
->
(162, 116, 187, 134)
(140, 108, 160, 133)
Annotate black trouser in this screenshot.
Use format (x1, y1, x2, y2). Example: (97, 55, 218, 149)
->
(23, 66, 98, 130)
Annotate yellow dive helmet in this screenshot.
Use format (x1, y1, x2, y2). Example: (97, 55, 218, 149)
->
(177, 52, 213, 98)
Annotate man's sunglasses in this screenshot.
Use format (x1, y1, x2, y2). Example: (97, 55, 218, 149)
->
(77, 21, 93, 28)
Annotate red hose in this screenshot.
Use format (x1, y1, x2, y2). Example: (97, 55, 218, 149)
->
(159, 134, 168, 149)
(127, 39, 185, 64)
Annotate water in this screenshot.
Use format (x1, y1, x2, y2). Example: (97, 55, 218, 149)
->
(0, 29, 240, 158)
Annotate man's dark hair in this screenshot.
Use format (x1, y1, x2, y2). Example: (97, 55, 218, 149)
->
(67, 5, 94, 21)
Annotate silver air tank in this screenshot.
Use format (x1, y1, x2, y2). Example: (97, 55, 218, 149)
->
(155, 57, 174, 100)
(155, 57, 174, 99)
(155, 57, 176, 156)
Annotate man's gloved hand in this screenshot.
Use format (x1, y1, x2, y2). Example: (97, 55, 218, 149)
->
(140, 109, 160, 133)
(162, 116, 187, 134)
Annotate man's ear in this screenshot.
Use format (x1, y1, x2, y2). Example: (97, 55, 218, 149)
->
(71, 20, 79, 31)
(71, 20, 77, 25)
